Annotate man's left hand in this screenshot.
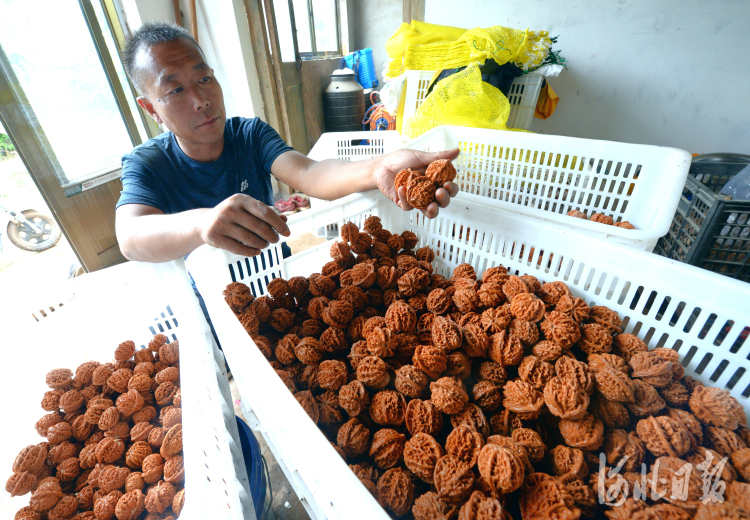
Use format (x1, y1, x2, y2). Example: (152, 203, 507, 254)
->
(373, 148, 461, 219)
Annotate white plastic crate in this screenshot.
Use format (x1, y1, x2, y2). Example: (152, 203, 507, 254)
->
(1, 261, 255, 520)
(405, 126, 693, 251)
(402, 70, 544, 138)
(186, 190, 750, 520)
(308, 130, 402, 238)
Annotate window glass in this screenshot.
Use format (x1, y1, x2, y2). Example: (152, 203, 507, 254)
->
(313, 0, 339, 53)
(291, 0, 312, 53)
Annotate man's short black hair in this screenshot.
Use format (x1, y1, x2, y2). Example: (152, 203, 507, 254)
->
(122, 22, 202, 96)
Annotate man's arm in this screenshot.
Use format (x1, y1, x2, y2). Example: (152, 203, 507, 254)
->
(116, 195, 290, 263)
(271, 148, 461, 219)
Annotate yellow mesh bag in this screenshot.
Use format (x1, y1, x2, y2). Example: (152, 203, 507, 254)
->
(385, 24, 551, 80)
(404, 64, 512, 138)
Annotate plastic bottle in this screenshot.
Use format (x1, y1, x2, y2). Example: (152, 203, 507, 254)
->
(719, 164, 750, 200)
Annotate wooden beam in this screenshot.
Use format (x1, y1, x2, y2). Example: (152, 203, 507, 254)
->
(172, 0, 182, 26)
(189, 0, 198, 43)
(262, 0, 291, 144)
(243, 0, 282, 131)
(403, 0, 425, 23)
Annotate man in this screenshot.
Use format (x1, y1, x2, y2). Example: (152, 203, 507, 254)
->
(115, 22, 459, 262)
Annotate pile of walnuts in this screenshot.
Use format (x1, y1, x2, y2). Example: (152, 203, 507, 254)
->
(224, 216, 750, 520)
(395, 159, 457, 210)
(567, 209, 635, 230)
(6, 335, 185, 520)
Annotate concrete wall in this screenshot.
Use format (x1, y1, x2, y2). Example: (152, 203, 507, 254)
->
(422, 0, 750, 153)
(120, 0, 262, 120)
(349, 0, 402, 84)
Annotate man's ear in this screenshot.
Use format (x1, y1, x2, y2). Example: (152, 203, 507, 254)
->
(137, 96, 163, 125)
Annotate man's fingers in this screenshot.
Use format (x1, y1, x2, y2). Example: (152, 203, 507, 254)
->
(232, 211, 280, 245)
(422, 201, 440, 219)
(435, 188, 451, 208)
(229, 223, 271, 250)
(416, 148, 460, 167)
(210, 234, 262, 258)
(397, 187, 414, 211)
(444, 181, 459, 198)
(242, 198, 291, 237)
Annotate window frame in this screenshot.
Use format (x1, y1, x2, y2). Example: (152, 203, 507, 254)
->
(296, 0, 343, 61)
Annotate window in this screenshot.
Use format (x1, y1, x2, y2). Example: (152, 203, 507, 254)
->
(0, 0, 149, 187)
(291, 0, 342, 60)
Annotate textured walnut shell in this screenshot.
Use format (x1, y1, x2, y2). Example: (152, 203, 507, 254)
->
(322, 300, 355, 329)
(445, 350, 472, 379)
(47, 422, 73, 445)
(559, 413, 604, 451)
(41, 390, 64, 412)
(518, 356, 554, 391)
(627, 379, 666, 417)
(476, 282, 505, 309)
(154, 382, 178, 406)
(366, 326, 397, 358)
(56, 457, 81, 483)
(95, 438, 125, 464)
(540, 311, 581, 349)
(376, 467, 414, 516)
(293, 337, 323, 366)
(479, 308, 510, 337)
(434, 455, 475, 504)
(450, 403, 490, 439)
(446, 425, 484, 467)
(430, 377, 469, 415)
(705, 425, 746, 457)
(163, 455, 185, 485)
(106, 369, 132, 394)
(337, 418, 370, 457)
(601, 429, 646, 472)
(399, 267, 430, 297)
(140, 454, 164, 484)
(385, 301, 416, 333)
(93, 491, 122, 520)
(340, 220, 360, 243)
(356, 356, 390, 390)
(556, 295, 590, 325)
(295, 390, 320, 424)
(577, 323, 613, 354)
(432, 317, 463, 352)
(427, 289, 452, 315)
(509, 293, 545, 323)
(629, 351, 673, 388)
(13, 445, 47, 474)
(635, 415, 692, 458)
(269, 307, 294, 332)
(395, 365, 428, 399)
(92, 365, 115, 387)
(114, 489, 145, 520)
(46, 494, 77, 519)
(425, 158, 457, 185)
(501, 276, 530, 301)
(370, 390, 407, 426)
(98, 465, 129, 494)
(459, 325, 487, 359)
(651, 347, 685, 380)
(690, 385, 746, 430)
(452, 288, 479, 314)
(29, 477, 63, 512)
(549, 445, 588, 479)
(115, 390, 144, 418)
(160, 424, 182, 459)
(477, 444, 525, 496)
(544, 376, 589, 419)
(338, 380, 370, 417)
(58, 390, 84, 415)
(369, 429, 406, 470)
(412, 491, 456, 520)
(223, 282, 253, 312)
(470, 381, 502, 413)
(414, 344, 448, 379)
(508, 319, 539, 346)
(317, 360, 348, 391)
(488, 330, 523, 366)
(123, 442, 151, 470)
(667, 407, 703, 448)
(405, 399, 444, 436)
(46, 369, 73, 390)
(502, 380, 544, 420)
(144, 481, 175, 514)
(611, 333, 648, 362)
(5, 471, 37, 497)
(646, 456, 703, 509)
(588, 353, 635, 403)
(98, 407, 120, 431)
(659, 380, 690, 407)
(124, 472, 145, 494)
(406, 176, 437, 209)
(588, 306, 623, 334)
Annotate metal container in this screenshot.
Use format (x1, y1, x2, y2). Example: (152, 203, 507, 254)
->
(323, 71, 364, 132)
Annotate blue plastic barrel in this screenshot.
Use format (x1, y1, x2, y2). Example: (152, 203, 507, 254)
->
(344, 48, 379, 89)
(235, 416, 266, 518)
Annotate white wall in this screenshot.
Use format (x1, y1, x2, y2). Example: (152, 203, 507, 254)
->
(423, 0, 750, 153)
(121, 0, 262, 120)
(349, 0, 402, 84)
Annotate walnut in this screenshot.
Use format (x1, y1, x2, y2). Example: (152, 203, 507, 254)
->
(539, 311, 581, 349)
(351, 233, 373, 254)
(556, 295, 590, 325)
(412, 491, 455, 520)
(322, 300, 355, 329)
(431, 316, 463, 352)
(47, 422, 73, 445)
(5, 471, 37, 497)
(452, 288, 479, 314)
(124, 472, 144, 494)
(627, 379, 666, 417)
(588, 353, 635, 403)
(478, 308, 509, 336)
(376, 266, 399, 291)
(399, 267, 430, 296)
(406, 176, 437, 209)
(476, 361, 508, 386)
(163, 455, 185, 484)
(98, 407, 120, 431)
(508, 293, 544, 323)
(275, 334, 299, 365)
(600, 429, 645, 472)
(651, 347, 685, 380)
(406, 399, 444, 436)
(154, 382, 178, 406)
(432, 455, 474, 504)
(268, 307, 294, 332)
(114, 390, 143, 418)
(472, 381, 502, 412)
(316, 390, 342, 426)
(370, 390, 407, 426)
(477, 444, 525, 495)
(414, 344, 448, 379)
(294, 337, 323, 366)
(338, 380, 370, 417)
(385, 234, 404, 254)
(172, 488, 185, 516)
(91, 365, 115, 387)
(633, 415, 691, 458)
(159, 424, 182, 459)
(577, 323, 613, 355)
(559, 413, 604, 451)
(567, 209, 587, 220)
(501, 276, 529, 301)
(46, 494, 77, 519)
(309, 273, 337, 296)
(431, 377, 469, 415)
(337, 418, 370, 457)
(588, 306, 623, 334)
(544, 376, 589, 419)
(369, 429, 406, 469)
(376, 467, 414, 516)
(590, 212, 614, 225)
(366, 326, 397, 358)
(98, 465, 129, 494)
(424, 158, 456, 185)
(58, 390, 84, 415)
(646, 456, 703, 509)
(518, 356, 554, 391)
(395, 365, 428, 398)
(46, 369, 74, 390)
(690, 385, 746, 430)
(104, 369, 131, 394)
(449, 404, 489, 440)
(95, 438, 125, 464)
(314, 360, 347, 391)
(705, 425, 746, 457)
(114, 489, 145, 520)
(550, 445, 588, 479)
(56, 457, 81, 482)
(340, 220, 359, 243)
(223, 282, 253, 312)
(29, 477, 63, 512)
(122, 442, 151, 469)
(666, 407, 703, 448)
(476, 283, 505, 308)
(446, 425, 484, 467)
(13, 445, 47, 474)
(488, 330, 523, 366)
(347, 340, 370, 371)
(529, 341, 562, 363)
(502, 380, 544, 420)
(41, 390, 64, 412)
(659, 380, 690, 407)
(443, 350, 470, 379)
(628, 351, 672, 388)
(458, 490, 511, 520)
(508, 428, 545, 464)
(144, 481, 175, 514)
(385, 301, 416, 333)
(140, 454, 164, 484)
(357, 356, 390, 389)
(609, 334, 647, 363)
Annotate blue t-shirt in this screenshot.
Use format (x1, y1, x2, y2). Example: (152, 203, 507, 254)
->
(117, 117, 294, 213)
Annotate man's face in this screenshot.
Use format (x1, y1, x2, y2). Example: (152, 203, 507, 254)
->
(136, 38, 225, 146)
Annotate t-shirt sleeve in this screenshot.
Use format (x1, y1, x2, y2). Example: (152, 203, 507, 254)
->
(249, 118, 295, 172)
(116, 152, 168, 213)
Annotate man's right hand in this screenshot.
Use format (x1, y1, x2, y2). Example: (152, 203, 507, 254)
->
(199, 194, 291, 257)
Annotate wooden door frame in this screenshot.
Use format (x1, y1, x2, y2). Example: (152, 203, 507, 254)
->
(403, 0, 425, 23)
